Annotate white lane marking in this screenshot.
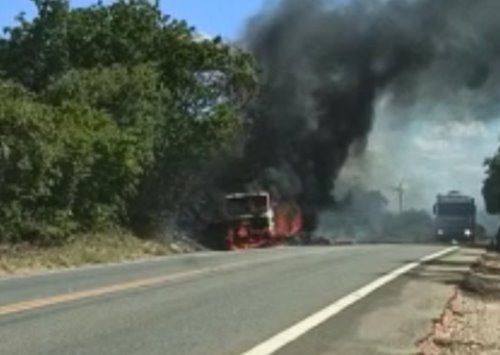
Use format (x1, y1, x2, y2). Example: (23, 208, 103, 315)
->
(241, 247, 458, 355)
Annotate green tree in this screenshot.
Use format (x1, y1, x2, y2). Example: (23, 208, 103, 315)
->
(1, 0, 70, 91)
(483, 149, 500, 215)
(0, 80, 143, 243)
(0, 0, 257, 241)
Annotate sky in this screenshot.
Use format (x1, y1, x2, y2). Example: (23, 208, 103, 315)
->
(0, 0, 267, 39)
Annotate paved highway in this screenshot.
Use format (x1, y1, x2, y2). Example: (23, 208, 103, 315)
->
(0, 245, 452, 355)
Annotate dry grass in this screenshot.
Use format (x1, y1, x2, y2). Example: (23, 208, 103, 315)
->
(0, 232, 173, 275)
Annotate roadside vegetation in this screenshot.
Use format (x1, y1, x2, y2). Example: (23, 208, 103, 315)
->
(0, 231, 174, 274)
(483, 145, 500, 249)
(0, 0, 256, 271)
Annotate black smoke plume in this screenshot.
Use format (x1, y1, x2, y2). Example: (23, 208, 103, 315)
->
(181, 0, 500, 240)
(214, 0, 500, 230)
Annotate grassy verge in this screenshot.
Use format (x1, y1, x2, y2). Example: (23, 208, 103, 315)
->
(0, 232, 174, 275)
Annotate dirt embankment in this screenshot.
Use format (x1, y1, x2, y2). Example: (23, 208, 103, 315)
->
(419, 251, 500, 355)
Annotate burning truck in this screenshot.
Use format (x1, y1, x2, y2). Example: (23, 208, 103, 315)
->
(222, 192, 303, 250)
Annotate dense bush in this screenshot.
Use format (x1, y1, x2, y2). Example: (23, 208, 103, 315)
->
(0, 81, 142, 243)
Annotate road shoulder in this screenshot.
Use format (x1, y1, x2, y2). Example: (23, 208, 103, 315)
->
(277, 247, 482, 355)
(420, 250, 500, 355)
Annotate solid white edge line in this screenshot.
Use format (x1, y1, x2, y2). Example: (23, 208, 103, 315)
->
(240, 246, 459, 355)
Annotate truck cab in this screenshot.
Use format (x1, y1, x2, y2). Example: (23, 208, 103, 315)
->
(224, 192, 274, 250)
(433, 191, 476, 243)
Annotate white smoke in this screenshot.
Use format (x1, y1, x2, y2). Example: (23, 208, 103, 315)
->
(338, 95, 500, 234)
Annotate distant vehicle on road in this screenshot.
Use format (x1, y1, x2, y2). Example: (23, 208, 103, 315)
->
(433, 191, 477, 243)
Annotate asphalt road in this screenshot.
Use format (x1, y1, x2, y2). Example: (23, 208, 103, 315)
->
(0, 245, 450, 355)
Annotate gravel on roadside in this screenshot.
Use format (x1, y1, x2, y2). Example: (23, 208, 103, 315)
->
(419, 251, 500, 355)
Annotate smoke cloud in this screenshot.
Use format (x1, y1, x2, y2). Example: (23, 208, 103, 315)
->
(232, 0, 500, 232)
